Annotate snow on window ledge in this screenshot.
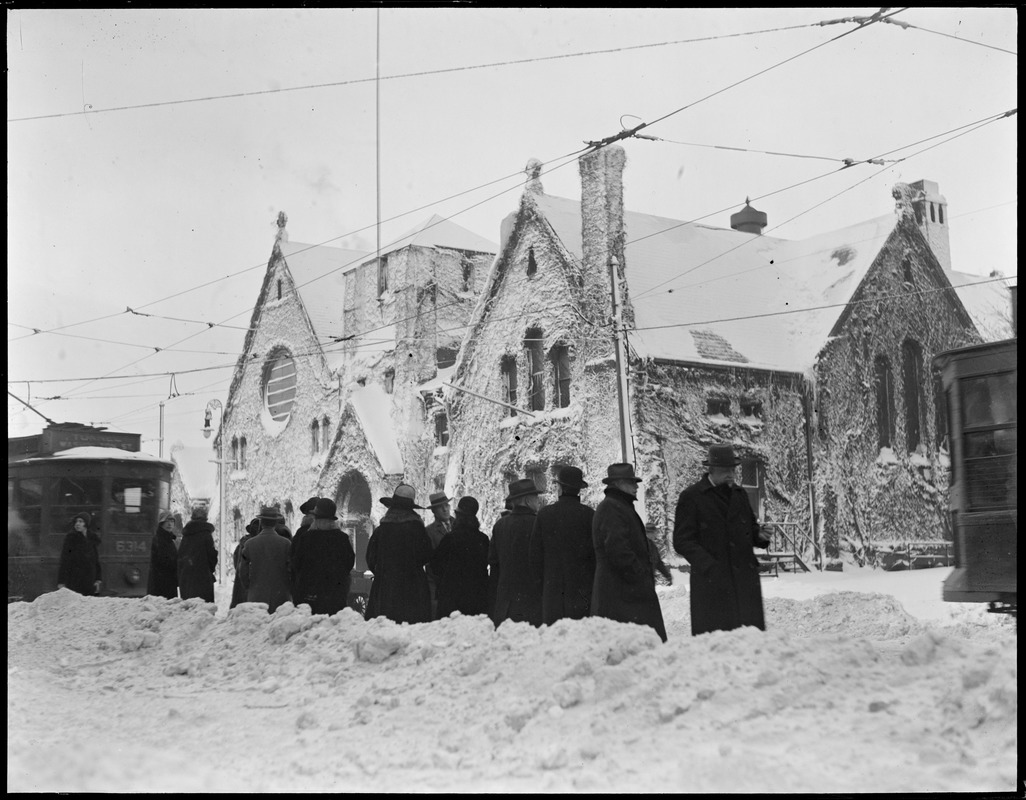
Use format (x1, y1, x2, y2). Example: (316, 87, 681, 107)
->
(260, 406, 290, 438)
(875, 447, 899, 466)
(432, 445, 449, 458)
(707, 413, 731, 427)
(229, 470, 247, 481)
(499, 416, 521, 430)
(738, 416, 763, 430)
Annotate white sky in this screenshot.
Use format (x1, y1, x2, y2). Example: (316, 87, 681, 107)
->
(7, 8, 1018, 464)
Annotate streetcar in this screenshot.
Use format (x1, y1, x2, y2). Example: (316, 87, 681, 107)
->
(935, 336, 1017, 617)
(8, 423, 175, 602)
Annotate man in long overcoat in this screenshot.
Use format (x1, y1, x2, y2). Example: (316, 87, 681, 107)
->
(365, 484, 433, 624)
(430, 496, 489, 617)
(591, 464, 667, 642)
(230, 518, 261, 609)
(289, 498, 356, 616)
(529, 466, 595, 625)
(489, 478, 544, 628)
(423, 491, 453, 620)
(239, 506, 292, 613)
(178, 506, 217, 602)
(673, 443, 772, 636)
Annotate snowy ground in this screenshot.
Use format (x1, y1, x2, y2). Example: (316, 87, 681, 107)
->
(7, 567, 1016, 793)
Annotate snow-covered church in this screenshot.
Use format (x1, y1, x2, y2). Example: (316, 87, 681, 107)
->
(219, 148, 1011, 577)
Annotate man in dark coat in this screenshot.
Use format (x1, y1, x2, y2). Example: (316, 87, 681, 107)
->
(146, 510, 179, 599)
(489, 478, 544, 628)
(178, 506, 217, 602)
(230, 518, 261, 609)
(365, 484, 433, 624)
(289, 498, 356, 616)
(57, 512, 102, 596)
(424, 491, 453, 620)
(673, 444, 772, 636)
(239, 506, 292, 613)
(430, 496, 489, 617)
(591, 464, 667, 642)
(529, 466, 596, 625)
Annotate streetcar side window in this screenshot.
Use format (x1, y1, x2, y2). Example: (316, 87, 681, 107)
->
(10, 477, 44, 544)
(56, 477, 103, 508)
(960, 372, 1017, 511)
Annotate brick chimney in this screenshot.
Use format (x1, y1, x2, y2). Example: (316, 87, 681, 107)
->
(579, 146, 627, 286)
(909, 179, 951, 272)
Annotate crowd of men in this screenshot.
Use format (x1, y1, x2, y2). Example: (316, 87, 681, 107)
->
(139, 443, 773, 640)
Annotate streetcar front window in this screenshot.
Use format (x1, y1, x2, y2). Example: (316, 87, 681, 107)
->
(111, 478, 159, 533)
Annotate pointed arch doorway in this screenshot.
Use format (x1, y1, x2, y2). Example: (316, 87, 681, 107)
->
(335, 471, 373, 615)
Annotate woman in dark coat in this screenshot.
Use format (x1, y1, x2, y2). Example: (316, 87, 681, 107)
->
(365, 484, 432, 624)
(289, 498, 356, 616)
(591, 464, 667, 642)
(673, 444, 771, 636)
(57, 512, 102, 596)
(430, 496, 489, 617)
(229, 518, 261, 609)
(146, 510, 179, 599)
(178, 506, 218, 602)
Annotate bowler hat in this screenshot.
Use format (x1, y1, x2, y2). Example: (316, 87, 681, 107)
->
(601, 463, 642, 485)
(456, 496, 479, 516)
(299, 496, 319, 515)
(427, 491, 451, 509)
(703, 444, 741, 468)
(505, 478, 541, 503)
(380, 484, 425, 510)
(257, 505, 280, 520)
(312, 498, 338, 520)
(556, 466, 588, 490)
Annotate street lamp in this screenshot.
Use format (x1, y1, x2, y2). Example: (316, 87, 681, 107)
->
(203, 399, 227, 588)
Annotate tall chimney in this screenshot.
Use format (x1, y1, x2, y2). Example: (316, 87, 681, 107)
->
(579, 146, 627, 287)
(909, 179, 951, 272)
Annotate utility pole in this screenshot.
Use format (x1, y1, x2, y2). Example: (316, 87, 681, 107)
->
(609, 255, 631, 463)
(158, 401, 165, 458)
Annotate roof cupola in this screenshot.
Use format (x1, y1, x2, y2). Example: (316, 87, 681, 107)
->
(730, 198, 767, 235)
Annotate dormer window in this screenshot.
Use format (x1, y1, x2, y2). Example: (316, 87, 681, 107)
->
(434, 412, 449, 447)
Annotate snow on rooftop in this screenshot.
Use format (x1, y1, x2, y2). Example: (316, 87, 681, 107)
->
(349, 384, 404, 474)
(946, 269, 1015, 341)
(27, 446, 173, 465)
(376, 214, 497, 258)
(171, 445, 218, 500)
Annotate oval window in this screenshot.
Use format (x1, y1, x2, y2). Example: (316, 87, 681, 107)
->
(263, 352, 297, 422)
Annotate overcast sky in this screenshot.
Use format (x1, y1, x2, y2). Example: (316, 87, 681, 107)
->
(7, 8, 1017, 465)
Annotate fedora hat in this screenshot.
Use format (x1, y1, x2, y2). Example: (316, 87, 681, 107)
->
(299, 496, 320, 515)
(601, 463, 642, 485)
(257, 505, 281, 520)
(312, 498, 338, 520)
(556, 466, 588, 490)
(505, 478, 541, 503)
(380, 483, 425, 510)
(427, 491, 451, 509)
(703, 444, 741, 468)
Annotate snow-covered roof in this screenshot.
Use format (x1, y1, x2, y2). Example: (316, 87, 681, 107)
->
(14, 446, 174, 466)
(946, 269, 1015, 342)
(535, 194, 913, 372)
(377, 214, 497, 258)
(349, 384, 404, 474)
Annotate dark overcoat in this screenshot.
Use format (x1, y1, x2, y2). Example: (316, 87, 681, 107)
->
(424, 517, 453, 620)
(529, 495, 596, 625)
(430, 514, 489, 617)
(229, 532, 259, 609)
(146, 526, 179, 599)
(489, 506, 543, 627)
(57, 530, 102, 595)
(289, 525, 356, 616)
(240, 528, 292, 613)
(591, 487, 667, 642)
(177, 520, 217, 602)
(673, 475, 768, 635)
(365, 509, 433, 624)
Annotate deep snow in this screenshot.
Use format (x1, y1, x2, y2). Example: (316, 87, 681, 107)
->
(7, 567, 1016, 793)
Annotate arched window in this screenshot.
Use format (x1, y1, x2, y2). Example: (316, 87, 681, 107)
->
(231, 436, 239, 470)
(932, 365, 947, 448)
(311, 418, 321, 454)
(549, 344, 571, 408)
(501, 355, 518, 416)
(239, 436, 247, 470)
(874, 355, 896, 449)
(321, 417, 330, 453)
(263, 350, 297, 423)
(526, 247, 537, 277)
(902, 340, 924, 452)
(525, 328, 545, 411)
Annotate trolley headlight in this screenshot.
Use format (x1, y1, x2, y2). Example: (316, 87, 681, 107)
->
(124, 567, 142, 586)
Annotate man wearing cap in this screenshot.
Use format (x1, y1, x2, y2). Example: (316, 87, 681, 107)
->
(489, 478, 544, 628)
(529, 466, 596, 625)
(424, 491, 453, 620)
(673, 444, 772, 636)
(591, 464, 667, 642)
(289, 498, 356, 616)
(365, 484, 433, 624)
(178, 505, 217, 603)
(239, 506, 293, 613)
(146, 510, 179, 599)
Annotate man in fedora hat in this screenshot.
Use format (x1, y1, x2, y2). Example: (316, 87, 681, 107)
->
(488, 477, 544, 628)
(673, 443, 772, 636)
(365, 484, 433, 624)
(424, 491, 454, 620)
(529, 466, 596, 625)
(289, 498, 356, 616)
(230, 516, 262, 609)
(591, 464, 667, 642)
(239, 506, 293, 613)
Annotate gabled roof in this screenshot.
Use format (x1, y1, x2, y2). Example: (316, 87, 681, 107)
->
(531, 193, 960, 373)
(281, 241, 370, 350)
(348, 384, 404, 474)
(945, 269, 1014, 341)
(377, 214, 497, 258)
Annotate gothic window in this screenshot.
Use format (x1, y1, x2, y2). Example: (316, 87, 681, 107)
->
(461, 256, 475, 292)
(377, 256, 389, 296)
(239, 436, 247, 470)
(501, 355, 518, 416)
(875, 355, 896, 449)
(311, 419, 321, 455)
(527, 247, 537, 277)
(321, 417, 330, 454)
(434, 412, 449, 447)
(902, 256, 914, 285)
(525, 328, 545, 411)
(277, 279, 282, 300)
(231, 437, 239, 469)
(549, 344, 571, 408)
(902, 340, 924, 452)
